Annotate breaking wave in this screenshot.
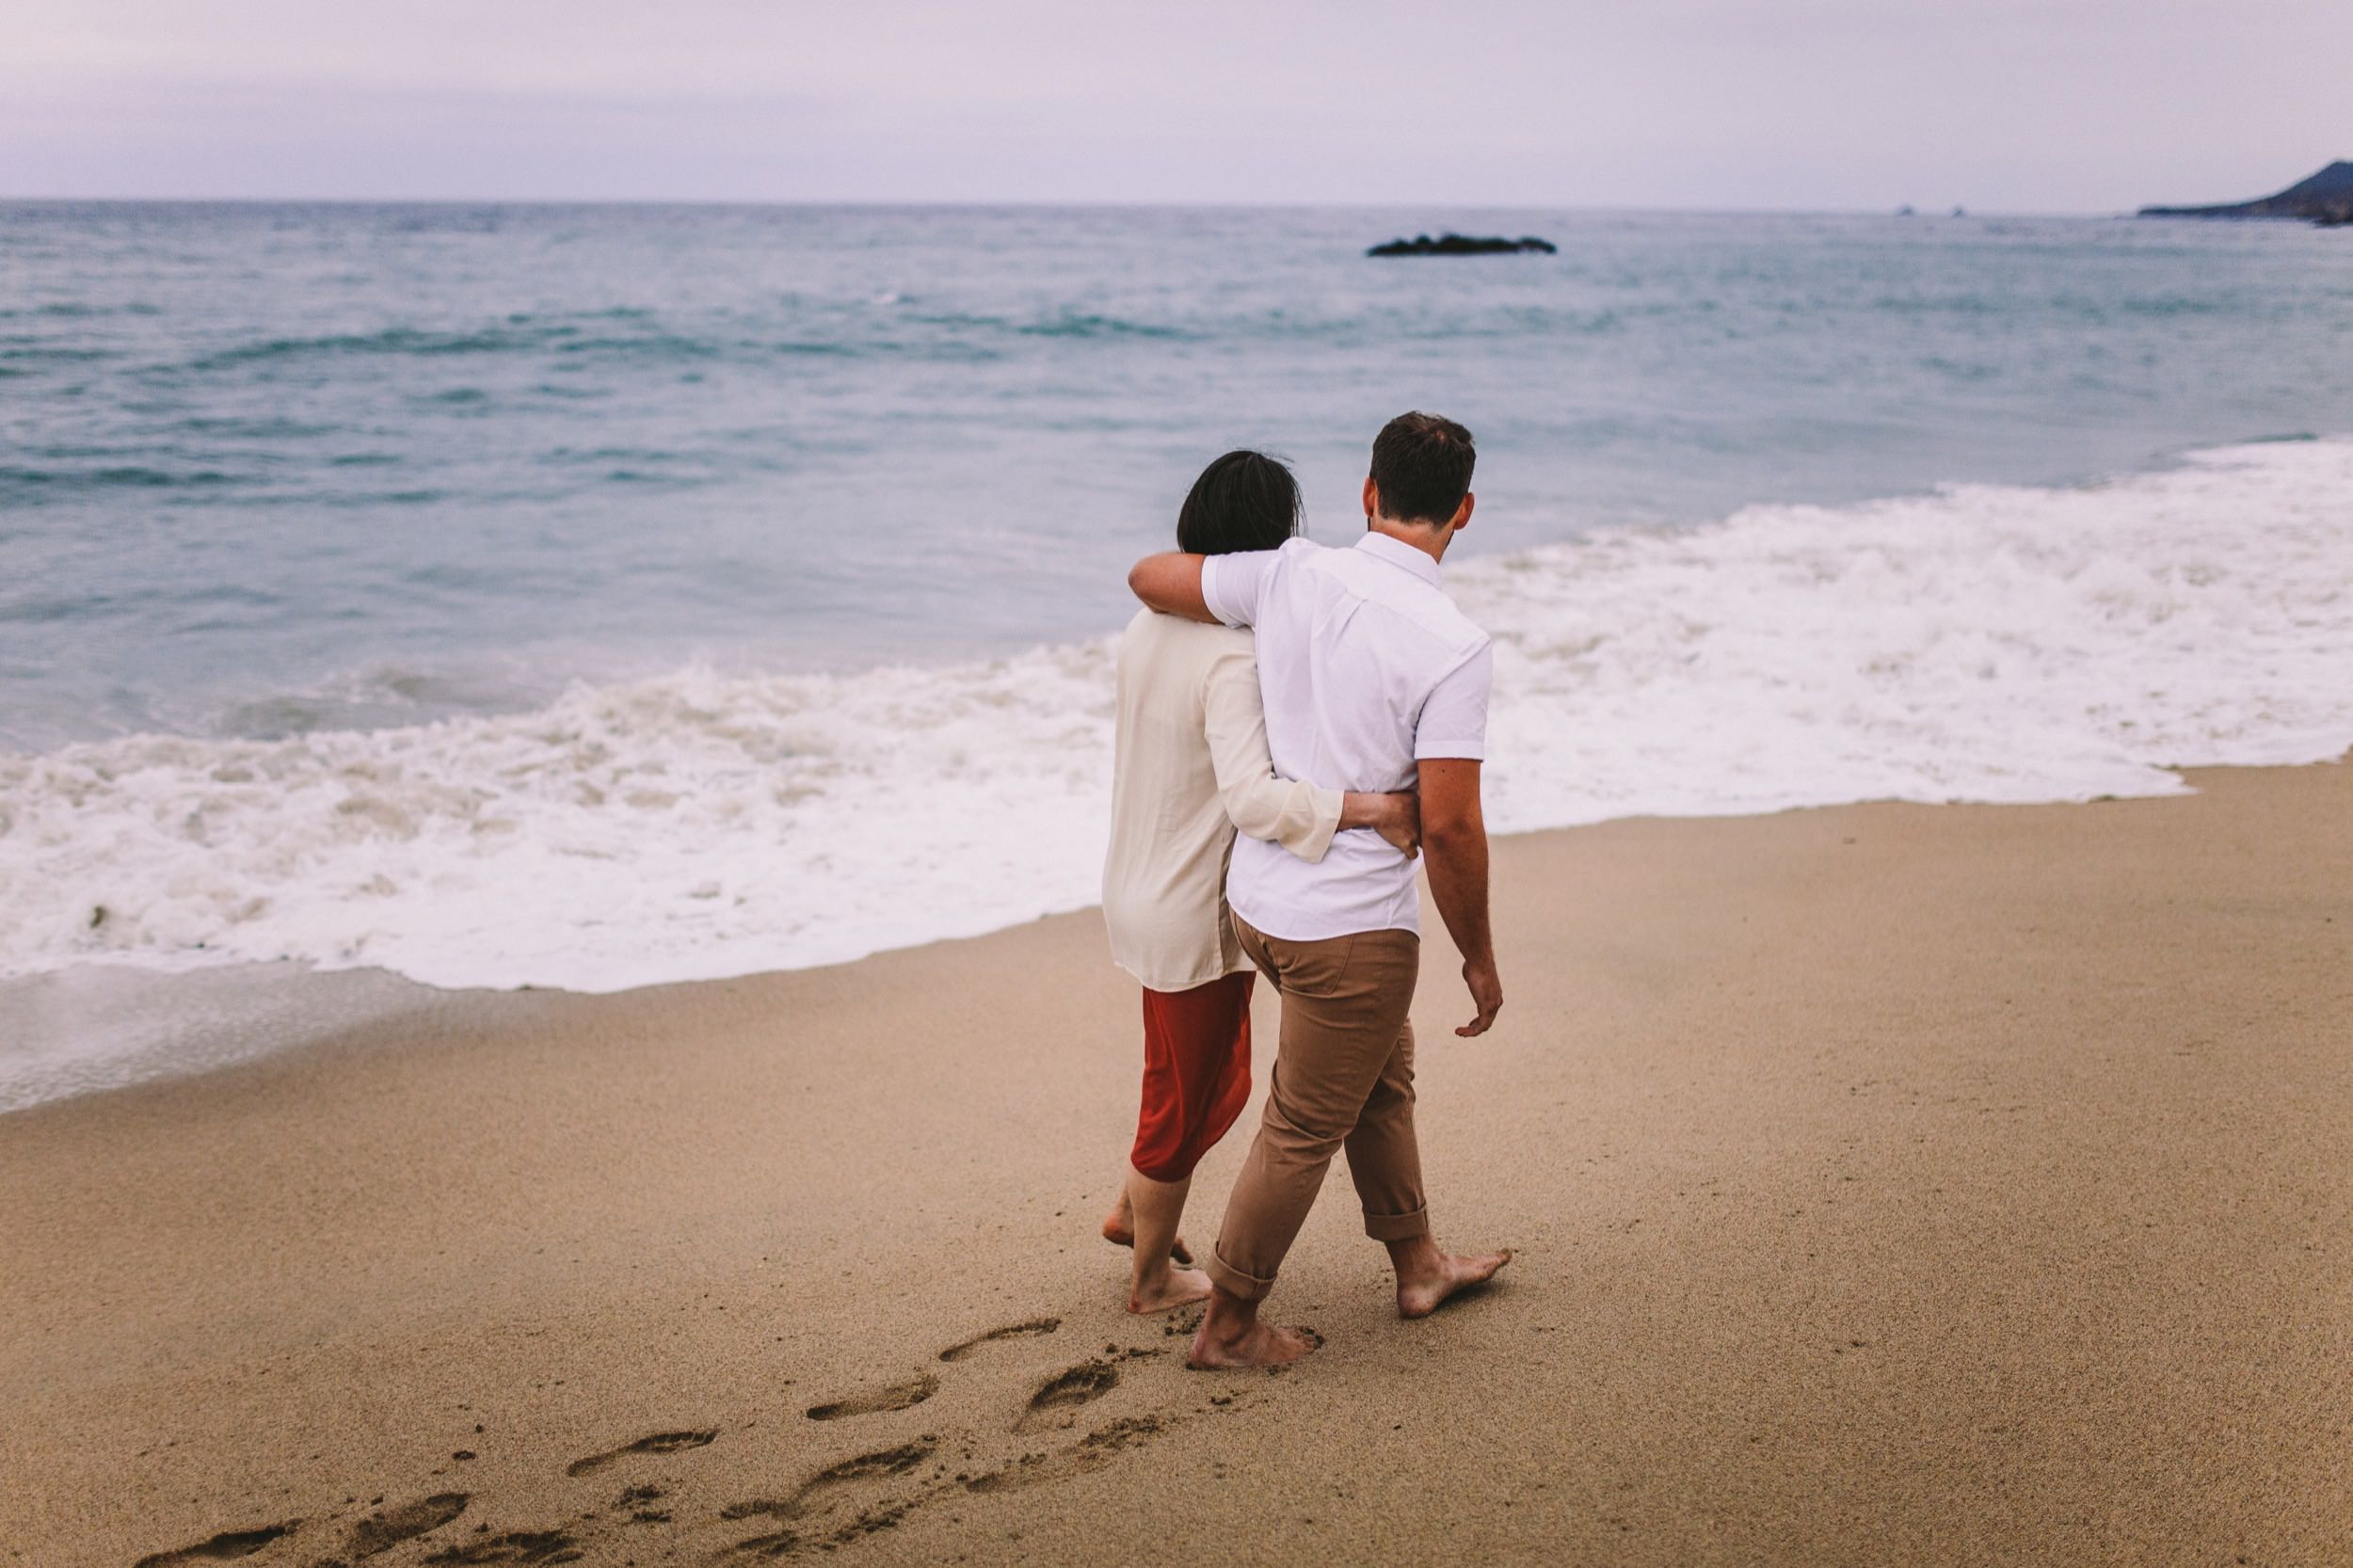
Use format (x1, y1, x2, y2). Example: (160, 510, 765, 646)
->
(2, 437, 2349, 995)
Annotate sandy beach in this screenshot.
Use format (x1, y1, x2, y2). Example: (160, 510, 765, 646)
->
(4, 759, 2347, 1568)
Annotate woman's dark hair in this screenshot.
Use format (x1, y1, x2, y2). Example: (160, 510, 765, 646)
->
(1176, 450, 1302, 556)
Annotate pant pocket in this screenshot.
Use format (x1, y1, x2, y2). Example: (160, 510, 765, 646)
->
(1272, 934, 1359, 999)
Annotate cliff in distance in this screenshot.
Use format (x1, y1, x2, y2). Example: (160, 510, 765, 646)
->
(2139, 161, 2353, 226)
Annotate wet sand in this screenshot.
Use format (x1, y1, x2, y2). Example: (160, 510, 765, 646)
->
(3, 760, 2347, 1567)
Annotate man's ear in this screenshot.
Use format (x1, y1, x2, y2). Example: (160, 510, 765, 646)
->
(1449, 492, 1476, 534)
(1362, 476, 1380, 523)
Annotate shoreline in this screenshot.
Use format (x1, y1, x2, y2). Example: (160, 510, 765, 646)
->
(4, 758, 2347, 1565)
(5, 748, 2346, 1116)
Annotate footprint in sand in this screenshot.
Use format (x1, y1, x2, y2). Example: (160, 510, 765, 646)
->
(563, 1428, 716, 1478)
(720, 1438, 939, 1557)
(418, 1528, 583, 1564)
(612, 1482, 671, 1524)
(937, 1316, 1062, 1363)
(965, 1416, 1164, 1495)
(1012, 1361, 1119, 1434)
(133, 1523, 298, 1568)
(804, 1371, 939, 1421)
(348, 1493, 470, 1558)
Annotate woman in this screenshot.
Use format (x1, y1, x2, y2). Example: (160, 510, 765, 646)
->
(1099, 450, 1418, 1313)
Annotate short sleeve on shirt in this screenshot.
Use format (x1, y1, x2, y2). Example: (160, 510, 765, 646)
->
(1199, 548, 1284, 630)
(1414, 643, 1493, 761)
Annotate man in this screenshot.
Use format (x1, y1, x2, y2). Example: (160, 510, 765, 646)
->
(1127, 411, 1511, 1369)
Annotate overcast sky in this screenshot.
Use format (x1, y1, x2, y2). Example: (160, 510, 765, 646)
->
(3, 0, 2344, 211)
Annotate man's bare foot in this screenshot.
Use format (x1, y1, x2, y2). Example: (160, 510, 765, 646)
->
(1391, 1238, 1513, 1319)
(1128, 1265, 1213, 1315)
(1100, 1199, 1192, 1264)
(1187, 1286, 1321, 1368)
(1188, 1318, 1321, 1369)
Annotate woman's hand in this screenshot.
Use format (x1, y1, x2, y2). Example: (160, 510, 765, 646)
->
(1341, 791, 1421, 856)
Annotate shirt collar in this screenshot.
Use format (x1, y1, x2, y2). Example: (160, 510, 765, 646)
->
(1354, 529, 1445, 585)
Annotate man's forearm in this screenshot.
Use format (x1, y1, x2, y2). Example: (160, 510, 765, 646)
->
(1423, 825, 1495, 968)
(1128, 552, 1217, 623)
(1411, 758, 1499, 1035)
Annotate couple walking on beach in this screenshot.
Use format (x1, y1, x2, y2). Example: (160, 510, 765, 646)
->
(1100, 411, 1512, 1369)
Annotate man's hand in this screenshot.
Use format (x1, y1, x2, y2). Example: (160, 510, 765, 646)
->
(1341, 791, 1420, 856)
(1457, 954, 1503, 1037)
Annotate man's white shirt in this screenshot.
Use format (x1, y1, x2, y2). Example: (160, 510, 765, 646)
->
(1200, 531, 1493, 942)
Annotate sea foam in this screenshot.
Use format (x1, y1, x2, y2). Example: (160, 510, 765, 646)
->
(3, 439, 2348, 998)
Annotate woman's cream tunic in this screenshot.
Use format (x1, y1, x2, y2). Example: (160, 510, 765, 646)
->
(1102, 608, 1340, 991)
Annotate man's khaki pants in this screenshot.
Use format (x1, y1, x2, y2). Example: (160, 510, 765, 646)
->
(1207, 916, 1430, 1302)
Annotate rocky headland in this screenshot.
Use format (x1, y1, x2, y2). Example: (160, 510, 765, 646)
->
(2140, 161, 2352, 226)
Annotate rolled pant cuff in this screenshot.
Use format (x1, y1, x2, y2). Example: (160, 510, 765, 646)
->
(1206, 1246, 1277, 1304)
(1363, 1204, 1431, 1242)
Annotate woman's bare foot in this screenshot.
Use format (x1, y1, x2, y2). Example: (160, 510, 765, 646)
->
(1128, 1265, 1213, 1315)
(1186, 1287, 1321, 1368)
(1390, 1237, 1513, 1319)
(1100, 1194, 1192, 1264)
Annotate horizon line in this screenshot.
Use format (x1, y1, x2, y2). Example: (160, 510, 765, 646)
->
(0, 193, 2140, 218)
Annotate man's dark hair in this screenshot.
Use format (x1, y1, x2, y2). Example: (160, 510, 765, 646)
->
(1369, 411, 1476, 526)
(1177, 450, 1302, 556)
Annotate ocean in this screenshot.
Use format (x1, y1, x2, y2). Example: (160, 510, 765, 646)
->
(5, 202, 2352, 1103)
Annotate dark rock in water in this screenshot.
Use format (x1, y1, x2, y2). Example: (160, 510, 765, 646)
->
(2139, 160, 2353, 227)
(1368, 232, 1558, 257)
